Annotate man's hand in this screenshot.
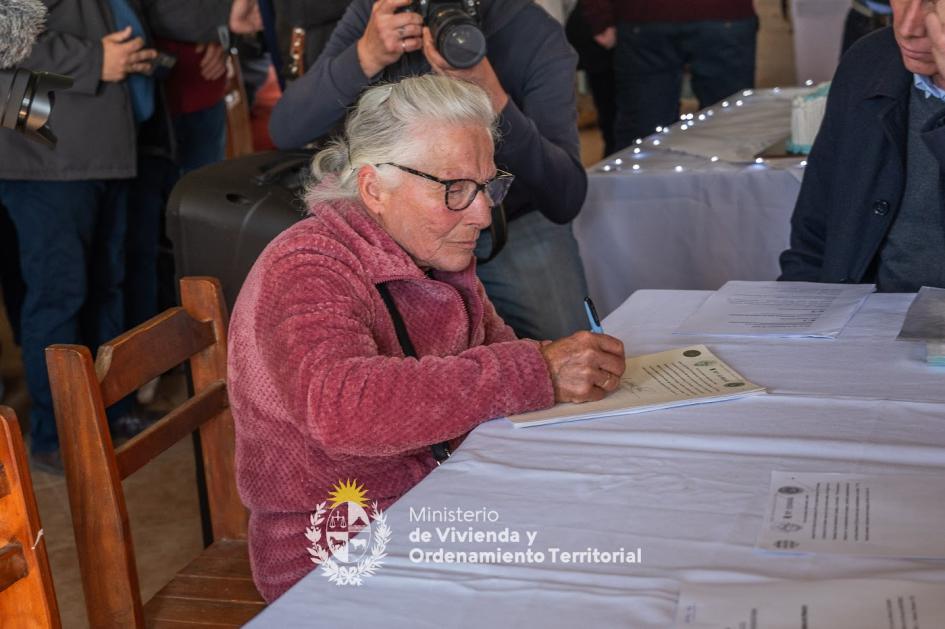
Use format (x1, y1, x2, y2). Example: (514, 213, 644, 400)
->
(357, 0, 424, 78)
(101, 26, 157, 82)
(421, 27, 509, 113)
(230, 0, 262, 34)
(539, 331, 626, 404)
(593, 26, 616, 50)
(926, 2, 945, 89)
(197, 42, 227, 81)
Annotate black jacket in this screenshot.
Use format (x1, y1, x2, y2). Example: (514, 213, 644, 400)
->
(0, 0, 229, 180)
(779, 27, 945, 283)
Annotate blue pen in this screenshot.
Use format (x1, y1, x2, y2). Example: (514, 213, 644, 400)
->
(583, 297, 603, 333)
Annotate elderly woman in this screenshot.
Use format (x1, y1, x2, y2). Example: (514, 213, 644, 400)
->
(228, 74, 626, 600)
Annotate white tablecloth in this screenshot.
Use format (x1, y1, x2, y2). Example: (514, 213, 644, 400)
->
(574, 88, 807, 317)
(249, 291, 945, 629)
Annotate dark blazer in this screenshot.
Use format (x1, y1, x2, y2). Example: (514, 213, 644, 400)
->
(779, 27, 945, 283)
(0, 0, 229, 181)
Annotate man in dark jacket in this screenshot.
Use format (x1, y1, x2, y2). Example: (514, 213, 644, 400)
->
(0, 0, 254, 472)
(268, 0, 589, 342)
(779, 0, 945, 291)
(582, 0, 757, 151)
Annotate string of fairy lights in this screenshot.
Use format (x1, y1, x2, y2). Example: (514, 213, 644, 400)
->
(597, 82, 816, 175)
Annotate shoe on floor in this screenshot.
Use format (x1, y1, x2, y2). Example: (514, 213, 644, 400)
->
(31, 450, 64, 475)
(110, 410, 161, 444)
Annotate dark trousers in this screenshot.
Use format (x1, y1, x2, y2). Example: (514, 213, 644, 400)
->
(0, 179, 130, 453)
(613, 17, 758, 150)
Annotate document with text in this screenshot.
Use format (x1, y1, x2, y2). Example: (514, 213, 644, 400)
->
(507, 345, 764, 428)
(676, 578, 945, 629)
(757, 471, 945, 557)
(674, 281, 875, 338)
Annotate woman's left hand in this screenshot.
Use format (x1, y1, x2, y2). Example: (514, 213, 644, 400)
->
(422, 27, 509, 113)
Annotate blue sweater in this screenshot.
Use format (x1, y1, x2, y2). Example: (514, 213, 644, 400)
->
(268, 0, 587, 224)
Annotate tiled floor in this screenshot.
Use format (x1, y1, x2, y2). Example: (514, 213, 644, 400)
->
(1, 1, 798, 625)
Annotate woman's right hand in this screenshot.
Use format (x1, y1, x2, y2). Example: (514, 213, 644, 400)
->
(357, 0, 425, 78)
(539, 332, 626, 404)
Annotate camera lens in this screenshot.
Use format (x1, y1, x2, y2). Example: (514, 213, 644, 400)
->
(429, 7, 486, 69)
(1, 69, 72, 147)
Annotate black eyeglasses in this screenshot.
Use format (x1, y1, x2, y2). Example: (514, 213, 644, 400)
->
(376, 163, 515, 211)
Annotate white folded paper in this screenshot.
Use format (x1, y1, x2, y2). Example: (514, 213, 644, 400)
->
(757, 471, 945, 557)
(676, 578, 945, 629)
(507, 345, 764, 428)
(675, 281, 875, 338)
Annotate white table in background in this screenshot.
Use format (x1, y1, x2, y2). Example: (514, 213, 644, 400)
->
(249, 291, 945, 629)
(574, 88, 807, 316)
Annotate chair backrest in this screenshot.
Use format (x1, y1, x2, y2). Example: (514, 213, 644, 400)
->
(45, 276, 246, 627)
(0, 406, 61, 628)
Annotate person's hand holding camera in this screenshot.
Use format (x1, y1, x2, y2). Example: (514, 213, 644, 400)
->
(357, 0, 424, 78)
(421, 26, 508, 113)
(101, 26, 157, 82)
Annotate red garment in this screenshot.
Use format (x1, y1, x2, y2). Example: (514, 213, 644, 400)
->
(228, 200, 554, 601)
(582, 0, 755, 35)
(156, 38, 227, 115)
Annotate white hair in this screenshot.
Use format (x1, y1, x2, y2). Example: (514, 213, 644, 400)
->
(305, 74, 498, 207)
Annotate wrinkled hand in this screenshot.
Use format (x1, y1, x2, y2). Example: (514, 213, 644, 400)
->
(101, 26, 157, 82)
(230, 0, 262, 34)
(357, 0, 424, 78)
(421, 27, 508, 113)
(593, 26, 616, 50)
(540, 331, 626, 404)
(197, 42, 227, 81)
(926, 2, 945, 89)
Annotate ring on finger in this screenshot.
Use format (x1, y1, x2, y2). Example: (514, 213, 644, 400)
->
(398, 25, 406, 38)
(401, 39, 407, 51)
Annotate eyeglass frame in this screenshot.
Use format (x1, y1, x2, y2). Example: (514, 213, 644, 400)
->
(375, 162, 515, 211)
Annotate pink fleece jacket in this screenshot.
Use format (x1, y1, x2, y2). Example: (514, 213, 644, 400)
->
(227, 199, 555, 601)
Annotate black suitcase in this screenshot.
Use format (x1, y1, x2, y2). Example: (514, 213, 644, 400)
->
(166, 150, 313, 310)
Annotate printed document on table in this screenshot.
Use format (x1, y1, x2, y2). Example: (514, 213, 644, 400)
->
(675, 578, 945, 629)
(757, 471, 945, 557)
(507, 345, 764, 428)
(674, 281, 875, 338)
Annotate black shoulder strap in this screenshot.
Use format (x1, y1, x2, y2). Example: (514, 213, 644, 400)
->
(376, 282, 452, 464)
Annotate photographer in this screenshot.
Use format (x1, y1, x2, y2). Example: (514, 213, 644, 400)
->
(0, 0, 257, 473)
(269, 0, 590, 342)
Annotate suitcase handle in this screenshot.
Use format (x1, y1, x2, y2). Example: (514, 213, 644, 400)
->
(253, 151, 314, 188)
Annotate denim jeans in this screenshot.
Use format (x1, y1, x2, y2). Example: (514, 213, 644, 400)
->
(0, 179, 130, 453)
(613, 17, 758, 150)
(474, 210, 589, 340)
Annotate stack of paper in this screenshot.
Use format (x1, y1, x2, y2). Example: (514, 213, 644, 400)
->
(674, 281, 875, 338)
(506, 345, 764, 428)
(757, 471, 945, 557)
(896, 286, 945, 365)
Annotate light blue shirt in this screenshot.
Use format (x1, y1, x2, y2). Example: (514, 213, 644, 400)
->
(865, 1, 892, 15)
(914, 74, 945, 102)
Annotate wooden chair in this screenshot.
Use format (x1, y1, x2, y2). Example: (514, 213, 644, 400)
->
(0, 406, 60, 628)
(45, 277, 264, 628)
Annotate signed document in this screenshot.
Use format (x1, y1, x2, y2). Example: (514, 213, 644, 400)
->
(507, 345, 764, 428)
(757, 471, 945, 557)
(675, 281, 875, 338)
(675, 579, 945, 629)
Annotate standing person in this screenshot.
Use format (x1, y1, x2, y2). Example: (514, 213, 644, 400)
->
(567, 0, 617, 157)
(842, 0, 893, 54)
(267, 0, 590, 342)
(0, 0, 256, 473)
(582, 0, 758, 151)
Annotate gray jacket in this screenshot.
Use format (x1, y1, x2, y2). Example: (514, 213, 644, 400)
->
(0, 0, 230, 181)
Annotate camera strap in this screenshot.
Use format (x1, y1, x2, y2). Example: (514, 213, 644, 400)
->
(376, 282, 452, 464)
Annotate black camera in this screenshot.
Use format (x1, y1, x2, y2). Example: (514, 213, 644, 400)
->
(400, 0, 485, 69)
(0, 68, 73, 147)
